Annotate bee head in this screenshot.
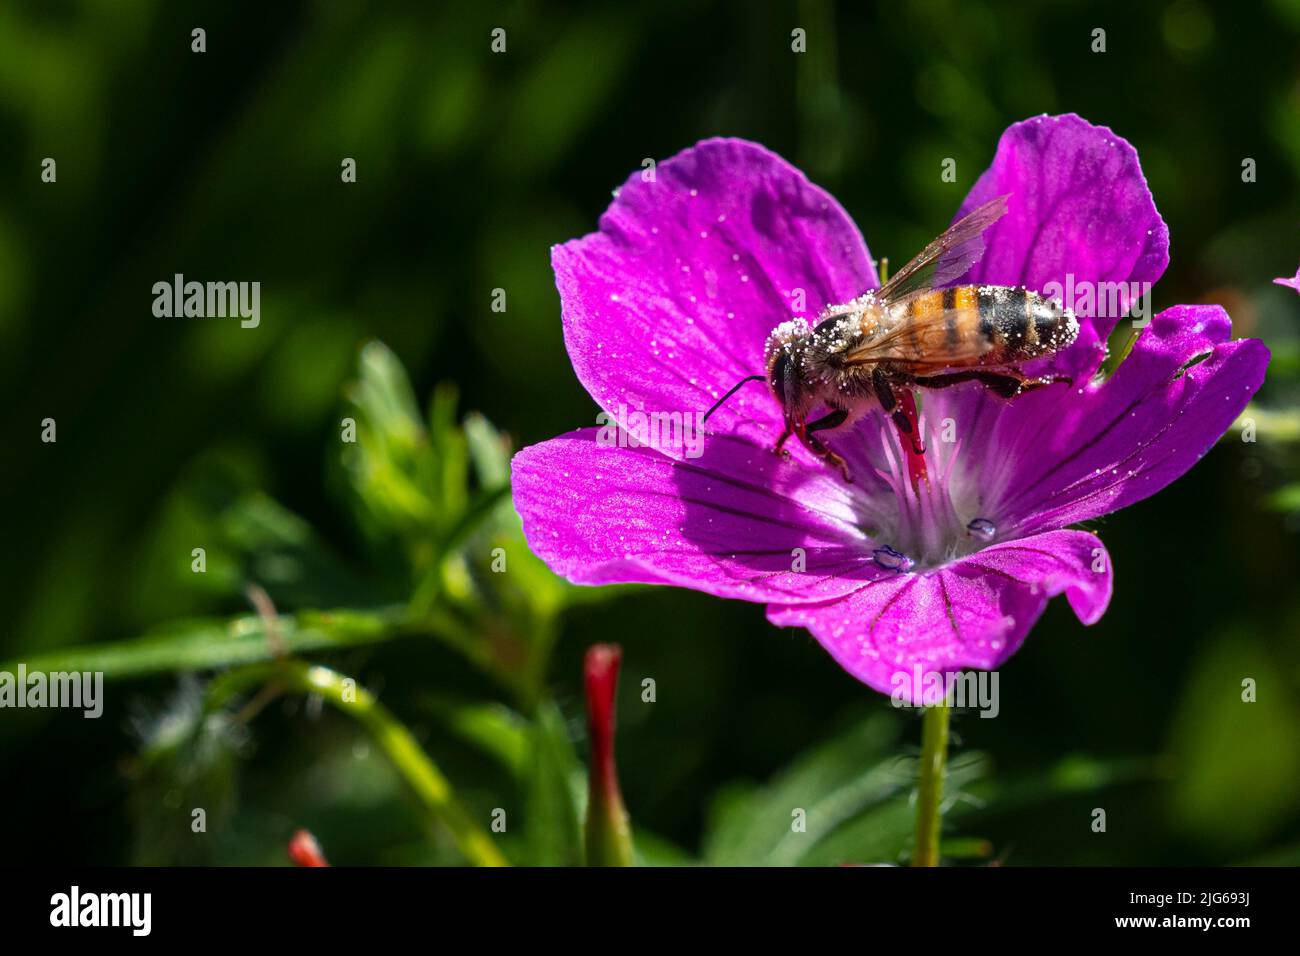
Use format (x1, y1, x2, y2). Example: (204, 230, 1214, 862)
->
(701, 318, 816, 428)
(764, 318, 812, 419)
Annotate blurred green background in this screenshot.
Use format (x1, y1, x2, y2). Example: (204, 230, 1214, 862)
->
(1, 0, 1299, 866)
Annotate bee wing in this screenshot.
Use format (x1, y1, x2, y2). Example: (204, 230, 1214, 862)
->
(875, 195, 1009, 305)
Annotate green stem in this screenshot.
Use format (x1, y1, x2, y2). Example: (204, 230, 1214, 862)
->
(913, 702, 950, 867)
(208, 660, 508, 867)
(2, 607, 404, 683)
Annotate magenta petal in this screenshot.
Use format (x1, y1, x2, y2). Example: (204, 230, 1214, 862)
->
(511, 429, 893, 604)
(979, 305, 1269, 535)
(956, 114, 1169, 361)
(1274, 260, 1300, 293)
(766, 530, 1112, 696)
(553, 138, 877, 454)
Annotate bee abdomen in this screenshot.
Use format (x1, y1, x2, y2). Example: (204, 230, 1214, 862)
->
(974, 285, 1076, 361)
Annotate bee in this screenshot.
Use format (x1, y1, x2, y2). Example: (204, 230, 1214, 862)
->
(705, 195, 1079, 481)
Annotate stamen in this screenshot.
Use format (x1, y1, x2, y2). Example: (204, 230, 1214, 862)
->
(856, 399, 986, 569)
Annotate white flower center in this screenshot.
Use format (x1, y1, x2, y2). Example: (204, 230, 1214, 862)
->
(848, 414, 998, 570)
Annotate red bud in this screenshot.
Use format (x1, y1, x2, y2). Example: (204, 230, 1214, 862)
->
(288, 828, 330, 867)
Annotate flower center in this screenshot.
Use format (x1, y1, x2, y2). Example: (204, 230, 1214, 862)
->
(848, 413, 997, 570)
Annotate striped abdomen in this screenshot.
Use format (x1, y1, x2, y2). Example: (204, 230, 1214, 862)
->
(887, 285, 1078, 368)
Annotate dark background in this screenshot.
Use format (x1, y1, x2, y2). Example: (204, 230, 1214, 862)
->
(1, 0, 1298, 865)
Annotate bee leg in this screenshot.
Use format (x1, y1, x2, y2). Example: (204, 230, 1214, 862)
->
(773, 422, 795, 458)
(873, 369, 912, 433)
(800, 413, 853, 482)
(915, 371, 1073, 399)
(915, 371, 1022, 399)
(914, 371, 982, 389)
(871, 367, 899, 413)
(1015, 374, 1074, 393)
(873, 368, 925, 455)
(805, 408, 849, 436)
(982, 372, 1073, 398)
(806, 434, 852, 483)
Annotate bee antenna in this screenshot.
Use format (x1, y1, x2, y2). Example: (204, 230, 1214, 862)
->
(702, 375, 766, 425)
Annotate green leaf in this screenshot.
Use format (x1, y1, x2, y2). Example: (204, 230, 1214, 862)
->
(523, 699, 585, 866)
(697, 709, 1149, 866)
(218, 491, 379, 608)
(338, 341, 459, 568)
(633, 830, 698, 867)
(420, 694, 531, 779)
(427, 382, 470, 519)
(463, 411, 511, 489)
(702, 713, 910, 866)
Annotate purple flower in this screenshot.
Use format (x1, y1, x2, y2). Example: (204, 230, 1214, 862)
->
(512, 114, 1269, 697)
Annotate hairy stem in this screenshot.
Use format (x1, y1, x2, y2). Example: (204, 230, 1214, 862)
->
(208, 659, 508, 867)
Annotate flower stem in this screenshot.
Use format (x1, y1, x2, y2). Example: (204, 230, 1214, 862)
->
(208, 660, 508, 867)
(913, 701, 950, 867)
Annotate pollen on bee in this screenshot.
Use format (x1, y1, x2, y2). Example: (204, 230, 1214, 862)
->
(764, 317, 812, 361)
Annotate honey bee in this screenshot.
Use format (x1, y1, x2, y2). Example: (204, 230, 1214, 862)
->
(705, 195, 1079, 481)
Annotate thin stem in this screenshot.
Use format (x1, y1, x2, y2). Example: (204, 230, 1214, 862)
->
(2, 606, 403, 682)
(208, 660, 508, 867)
(913, 701, 950, 867)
